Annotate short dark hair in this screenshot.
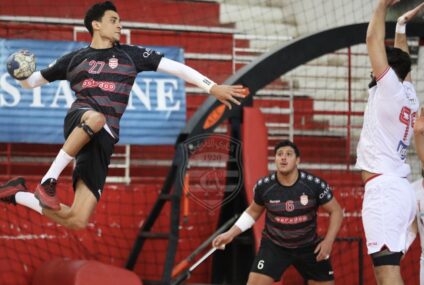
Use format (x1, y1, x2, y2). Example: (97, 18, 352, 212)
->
(84, 1, 117, 35)
(386, 46, 411, 81)
(368, 46, 411, 88)
(274, 140, 300, 157)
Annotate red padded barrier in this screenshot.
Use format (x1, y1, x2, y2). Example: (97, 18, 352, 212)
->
(32, 259, 142, 285)
(241, 107, 269, 249)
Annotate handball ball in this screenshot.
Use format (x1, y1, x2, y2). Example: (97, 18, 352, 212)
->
(7, 49, 36, 80)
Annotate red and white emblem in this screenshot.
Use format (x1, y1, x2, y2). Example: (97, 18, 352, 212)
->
(300, 193, 308, 206)
(109, 57, 118, 69)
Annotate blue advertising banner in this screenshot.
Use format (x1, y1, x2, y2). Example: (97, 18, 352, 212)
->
(0, 39, 186, 145)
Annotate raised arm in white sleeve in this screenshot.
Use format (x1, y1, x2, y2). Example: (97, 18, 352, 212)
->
(157, 57, 216, 93)
(19, 71, 49, 89)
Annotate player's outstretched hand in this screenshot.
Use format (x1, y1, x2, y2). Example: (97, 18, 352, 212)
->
(212, 231, 234, 249)
(210, 84, 249, 110)
(397, 1, 424, 24)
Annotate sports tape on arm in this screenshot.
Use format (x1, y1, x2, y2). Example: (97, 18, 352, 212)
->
(157, 57, 216, 93)
(396, 17, 406, 34)
(234, 211, 255, 232)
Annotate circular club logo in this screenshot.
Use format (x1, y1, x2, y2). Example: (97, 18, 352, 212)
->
(181, 134, 243, 212)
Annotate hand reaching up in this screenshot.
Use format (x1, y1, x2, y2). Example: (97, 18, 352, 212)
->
(210, 84, 249, 110)
(398, 1, 424, 24)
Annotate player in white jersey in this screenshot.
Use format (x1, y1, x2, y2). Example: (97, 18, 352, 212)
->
(356, 1, 422, 284)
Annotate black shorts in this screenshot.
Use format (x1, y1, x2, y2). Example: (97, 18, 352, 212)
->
(251, 238, 334, 282)
(64, 109, 115, 201)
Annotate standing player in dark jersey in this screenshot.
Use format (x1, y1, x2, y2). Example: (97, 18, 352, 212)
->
(0, 1, 247, 230)
(213, 140, 343, 284)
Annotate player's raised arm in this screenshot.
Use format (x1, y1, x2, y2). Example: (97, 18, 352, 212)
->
(366, 0, 399, 79)
(394, 2, 424, 83)
(157, 57, 248, 110)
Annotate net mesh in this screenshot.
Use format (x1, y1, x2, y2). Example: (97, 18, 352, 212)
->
(0, 0, 423, 284)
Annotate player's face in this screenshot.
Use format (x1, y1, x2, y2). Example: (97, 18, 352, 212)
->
(98, 10, 122, 43)
(275, 146, 299, 175)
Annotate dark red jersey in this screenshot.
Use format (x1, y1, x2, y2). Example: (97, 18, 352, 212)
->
(254, 170, 333, 248)
(41, 44, 163, 140)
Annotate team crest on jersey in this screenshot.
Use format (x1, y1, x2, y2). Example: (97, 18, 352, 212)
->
(300, 193, 308, 206)
(109, 57, 118, 69)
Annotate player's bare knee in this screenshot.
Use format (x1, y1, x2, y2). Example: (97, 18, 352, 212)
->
(78, 112, 105, 137)
(246, 273, 273, 285)
(80, 111, 105, 131)
(86, 112, 106, 131)
(247, 280, 272, 285)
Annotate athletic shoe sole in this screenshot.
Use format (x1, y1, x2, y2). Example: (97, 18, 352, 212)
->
(0, 177, 27, 198)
